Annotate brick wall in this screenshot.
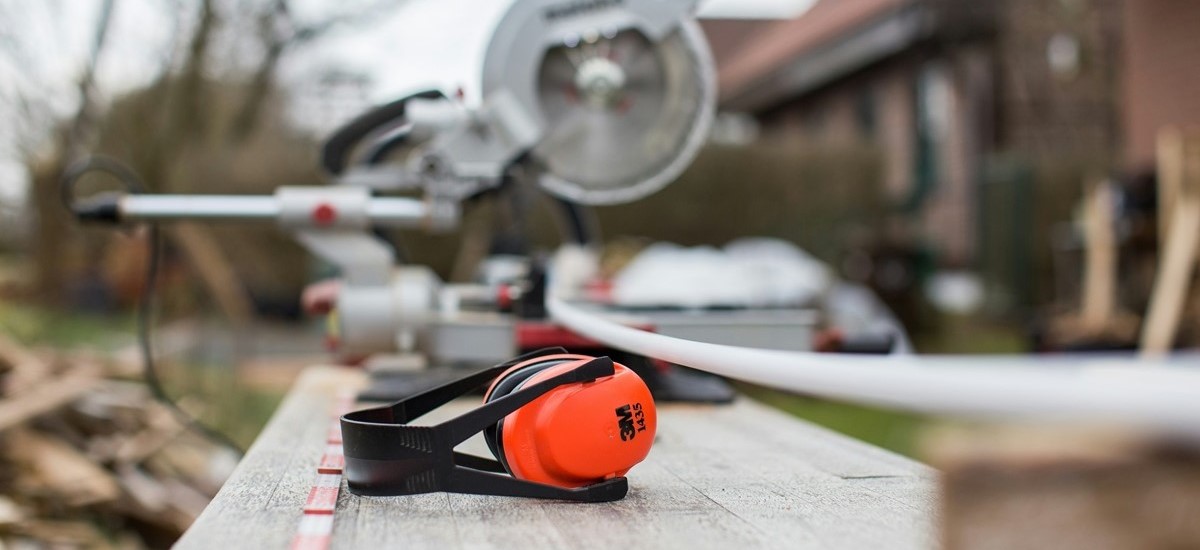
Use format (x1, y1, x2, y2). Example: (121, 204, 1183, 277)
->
(714, 0, 1131, 265)
(1123, 0, 1200, 168)
(994, 0, 1123, 166)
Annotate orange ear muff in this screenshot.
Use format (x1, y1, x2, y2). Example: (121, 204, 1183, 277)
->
(341, 349, 649, 502)
(482, 354, 657, 488)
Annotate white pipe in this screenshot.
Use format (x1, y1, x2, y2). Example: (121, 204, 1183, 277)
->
(548, 297, 1200, 435)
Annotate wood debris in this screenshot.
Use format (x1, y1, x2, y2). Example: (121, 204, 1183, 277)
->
(0, 334, 236, 549)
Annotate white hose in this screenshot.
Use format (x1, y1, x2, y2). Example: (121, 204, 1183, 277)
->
(548, 297, 1200, 436)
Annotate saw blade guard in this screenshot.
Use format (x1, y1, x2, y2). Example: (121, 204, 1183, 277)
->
(480, 0, 716, 205)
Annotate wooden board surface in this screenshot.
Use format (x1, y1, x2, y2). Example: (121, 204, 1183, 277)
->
(176, 367, 938, 550)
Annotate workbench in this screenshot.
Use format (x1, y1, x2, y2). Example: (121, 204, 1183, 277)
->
(175, 367, 938, 549)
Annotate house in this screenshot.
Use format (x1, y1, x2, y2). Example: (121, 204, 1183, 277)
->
(1122, 0, 1200, 168)
(702, 0, 1200, 270)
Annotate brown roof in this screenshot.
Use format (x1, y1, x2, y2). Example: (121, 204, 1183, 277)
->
(709, 0, 913, 102)
(699, 19, 787, 68)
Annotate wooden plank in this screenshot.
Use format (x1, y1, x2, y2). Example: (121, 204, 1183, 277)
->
(0, 334, 52, 396)
(1157, 128, 1185, 252)
(1142, 128, 1200, 356)
(0, 364, 103, 432)
(177, 367, 937, 550)
(1156, 127, 1200, 248)
(1081, 181, 1117, 330)
(931, 426, 1200, 550)
(1140, 198, 1200, 356)
(175, 367, 362, 550)
(8, 428, 122, 508)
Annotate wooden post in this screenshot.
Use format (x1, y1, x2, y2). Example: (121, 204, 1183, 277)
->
(1157, 128, 1186, 252)
(1141, 128, 1200, 356)
(1081, 181, 1117, 331)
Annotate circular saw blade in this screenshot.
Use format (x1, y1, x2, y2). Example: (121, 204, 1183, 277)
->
(532, 22, 715, 205)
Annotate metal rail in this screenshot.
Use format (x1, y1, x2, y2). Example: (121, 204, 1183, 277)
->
(117, 194, 430, 228)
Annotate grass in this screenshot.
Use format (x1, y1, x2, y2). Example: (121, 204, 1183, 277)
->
(0, 301, 135, 350)
(173, 359, 286, 449)
(741, 385, 929, 457)
(913, 314, 1030, 355)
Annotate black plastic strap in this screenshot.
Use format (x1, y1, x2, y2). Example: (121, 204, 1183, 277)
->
(446, 468, 627, 502)
(453, 452, 506, 473)
(347, 347, 567, 425)
(440, 357, 613, 446)
(362, 125, 416, 166)
(342, 356, 611, 460)
(320, 89, 445, 176)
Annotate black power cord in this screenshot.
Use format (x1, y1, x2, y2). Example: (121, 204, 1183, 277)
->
(62, 156, 245, 457)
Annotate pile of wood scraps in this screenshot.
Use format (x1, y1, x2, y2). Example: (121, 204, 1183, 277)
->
(0, 335, 236, 549)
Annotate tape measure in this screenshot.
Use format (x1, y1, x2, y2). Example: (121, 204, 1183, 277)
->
(289, 392, 355, 550)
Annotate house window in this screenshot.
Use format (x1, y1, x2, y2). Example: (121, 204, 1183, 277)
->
(909, 63, 952, 212)
(855, 88, 878, 141)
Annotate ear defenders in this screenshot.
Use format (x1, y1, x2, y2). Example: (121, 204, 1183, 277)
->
(341, 348, 656, 502)
(482, 353, 656, 488)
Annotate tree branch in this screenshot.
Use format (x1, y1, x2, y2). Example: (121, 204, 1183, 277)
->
(227, 0, 406, 142)
(143, 0, 218, 188)
(63, 0, 117, 161)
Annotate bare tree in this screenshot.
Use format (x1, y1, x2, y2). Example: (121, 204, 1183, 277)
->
(27, 0, 117, 302)
(6, 0, 406, 310)
(229, 0, 406, 141)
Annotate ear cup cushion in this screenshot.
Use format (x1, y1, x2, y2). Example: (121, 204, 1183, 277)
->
(492, 373, 550, 475)
(482, 358, 577, 470)
(481, 354, 593, 402)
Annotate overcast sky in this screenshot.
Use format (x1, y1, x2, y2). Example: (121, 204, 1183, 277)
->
(0, 0, 815, 202)
(288, 0, 816, 103)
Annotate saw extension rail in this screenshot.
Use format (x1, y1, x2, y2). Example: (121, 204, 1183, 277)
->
(547, 297, 1200, 436)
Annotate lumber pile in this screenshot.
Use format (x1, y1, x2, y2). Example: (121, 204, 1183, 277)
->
(0, 335, 237, 549)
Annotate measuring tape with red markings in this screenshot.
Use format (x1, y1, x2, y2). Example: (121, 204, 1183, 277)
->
(291, 392, 356, 550)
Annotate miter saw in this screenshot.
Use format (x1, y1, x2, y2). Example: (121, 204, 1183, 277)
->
(72, 0, 841, 404)
(76, 0, 719, 358)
